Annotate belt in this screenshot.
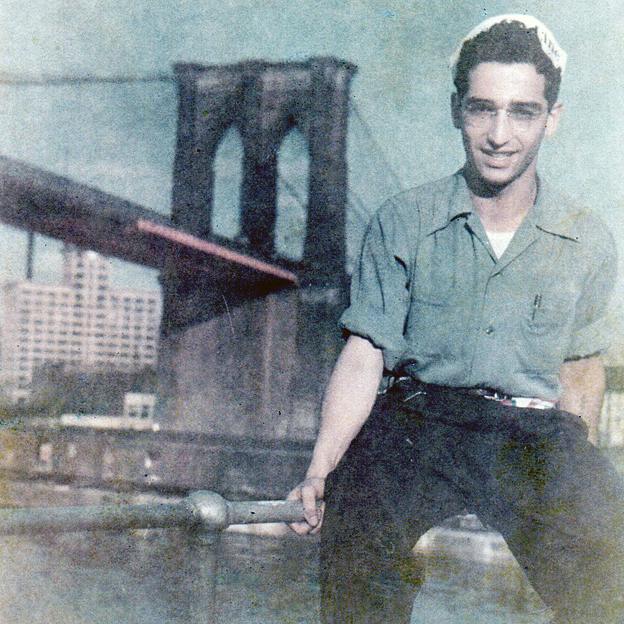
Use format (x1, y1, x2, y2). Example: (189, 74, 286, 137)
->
(391, 378, 556, 411)
(465, 389, 556, 410)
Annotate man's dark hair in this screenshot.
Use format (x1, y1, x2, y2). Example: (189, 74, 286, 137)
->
(453, 21, 562, 109)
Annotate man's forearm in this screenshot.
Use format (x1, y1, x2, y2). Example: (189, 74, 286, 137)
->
(306, 335, 384, 479)
(559, 355, 606, 444)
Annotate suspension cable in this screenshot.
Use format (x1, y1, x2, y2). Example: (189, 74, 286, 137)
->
(349, 101, 403, 192)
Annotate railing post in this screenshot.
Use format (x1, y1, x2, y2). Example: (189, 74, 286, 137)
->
(183, 491, 229, 623)
(186, 528, 221, 623)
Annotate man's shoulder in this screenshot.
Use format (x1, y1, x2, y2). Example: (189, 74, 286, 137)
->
(538, 179, 615, 255)
(376, 172, 462, 228)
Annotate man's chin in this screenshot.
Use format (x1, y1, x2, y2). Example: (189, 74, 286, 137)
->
(478, 162, 517, 185)
(464, 165, 517, 195)
(481, 173, 514, 189)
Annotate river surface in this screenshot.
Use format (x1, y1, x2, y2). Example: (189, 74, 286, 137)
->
(0, 529, 547, 624)
(0, 448, 622, 624)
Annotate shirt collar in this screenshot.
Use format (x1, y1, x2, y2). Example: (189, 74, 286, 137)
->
(531, 178, 581, 242)
(425, 171, 581, 243)
(424, 171, 473, 235)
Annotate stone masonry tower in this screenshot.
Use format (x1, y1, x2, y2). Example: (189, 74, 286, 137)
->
(159, 58, 357, 440)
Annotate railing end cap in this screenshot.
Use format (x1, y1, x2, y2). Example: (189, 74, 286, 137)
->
(185, 490, 229, 531)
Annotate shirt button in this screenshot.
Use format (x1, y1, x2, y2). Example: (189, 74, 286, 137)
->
(484, 325, 495, 335)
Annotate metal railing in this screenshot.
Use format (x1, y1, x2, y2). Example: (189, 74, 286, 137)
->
(0, 491, 308, 623)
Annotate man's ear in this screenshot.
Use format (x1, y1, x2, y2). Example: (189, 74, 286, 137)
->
(545, 102, 563, 137)
(451, 92, 462, 129)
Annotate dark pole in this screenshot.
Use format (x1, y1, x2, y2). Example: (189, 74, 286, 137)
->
(26, 231, 34, 280)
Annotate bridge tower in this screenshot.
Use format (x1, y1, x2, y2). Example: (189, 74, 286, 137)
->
(158, 58, 357, 440)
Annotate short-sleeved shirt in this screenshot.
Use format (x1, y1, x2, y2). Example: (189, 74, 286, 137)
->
(339, 171, 617, 401)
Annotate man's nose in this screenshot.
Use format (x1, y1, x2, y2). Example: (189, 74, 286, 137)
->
(486, 110, 513, 146)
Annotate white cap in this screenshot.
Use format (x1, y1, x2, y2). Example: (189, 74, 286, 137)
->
(449, 14, 567, 78)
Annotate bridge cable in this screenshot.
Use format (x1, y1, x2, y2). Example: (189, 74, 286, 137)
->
(349, 101, 403, 192)
(278, 172, 373, 229)
(277, 175, 307, 210)
(0, 73, 175, 86)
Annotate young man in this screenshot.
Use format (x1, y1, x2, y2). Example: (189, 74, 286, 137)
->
(289, 15, 624, 624)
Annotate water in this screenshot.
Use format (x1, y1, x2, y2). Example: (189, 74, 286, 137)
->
(0, 448, 622, 624)
(0, 528, 318, 624)
(0, 529, 547, 624)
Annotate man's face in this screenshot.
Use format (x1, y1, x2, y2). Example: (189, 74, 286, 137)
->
(452, 62, 561, 189)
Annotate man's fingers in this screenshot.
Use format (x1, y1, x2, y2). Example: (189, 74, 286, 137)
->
(286, 486, 302, 502)
(286, 477, 326, 533)
(288, 520, 311, 535)
(309, 501, 325, 535)
(286, 485, 314, 533)
(288, 518, 312, 534)
(301, 483, 319, 526)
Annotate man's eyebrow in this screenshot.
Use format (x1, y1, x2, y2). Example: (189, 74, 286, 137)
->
(508, 101, 544, 111)
(463, 97, 546, 111)
(463, 97, 494, 105)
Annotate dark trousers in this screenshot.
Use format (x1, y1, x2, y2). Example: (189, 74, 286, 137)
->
(320, 380, 624, 623)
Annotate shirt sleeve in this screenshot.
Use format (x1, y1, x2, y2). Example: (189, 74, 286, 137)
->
(565, 231, 618, 359)
(339, 201, 413, 371)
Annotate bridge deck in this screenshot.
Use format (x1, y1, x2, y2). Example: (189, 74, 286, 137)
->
(0, 155, 297, 290)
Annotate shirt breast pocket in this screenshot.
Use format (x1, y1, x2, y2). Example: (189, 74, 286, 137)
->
(523, 293, 574, 336)
(518, 292, 576, 373)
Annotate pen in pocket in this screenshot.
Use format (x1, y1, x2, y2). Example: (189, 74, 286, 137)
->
(531, 294, 542, 320)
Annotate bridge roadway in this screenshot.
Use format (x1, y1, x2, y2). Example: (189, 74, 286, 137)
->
(0, 155, 297, 290)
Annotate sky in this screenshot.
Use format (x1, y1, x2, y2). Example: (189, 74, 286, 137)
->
(0, 1, 622, 333)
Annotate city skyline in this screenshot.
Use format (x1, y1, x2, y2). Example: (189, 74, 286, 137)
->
(0, 244, 161, 403)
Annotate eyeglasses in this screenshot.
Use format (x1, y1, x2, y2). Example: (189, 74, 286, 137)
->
(462, 101, 547, 130)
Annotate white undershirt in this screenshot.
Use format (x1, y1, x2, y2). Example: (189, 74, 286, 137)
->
(485, 229, 515, 258)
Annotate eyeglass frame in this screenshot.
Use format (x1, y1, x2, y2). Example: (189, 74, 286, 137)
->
(460, 97, 550, 130)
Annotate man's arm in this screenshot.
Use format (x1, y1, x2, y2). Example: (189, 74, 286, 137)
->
(288, 334, 384, 534)
(558, 355, 606, 445)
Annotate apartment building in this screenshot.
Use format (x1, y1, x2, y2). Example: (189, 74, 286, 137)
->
(1, 246, 161, 403)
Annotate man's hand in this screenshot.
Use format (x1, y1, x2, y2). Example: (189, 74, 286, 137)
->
(287, 476, 326, 535)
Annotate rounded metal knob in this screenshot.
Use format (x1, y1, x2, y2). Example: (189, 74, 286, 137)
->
(185, 490, 229, 530)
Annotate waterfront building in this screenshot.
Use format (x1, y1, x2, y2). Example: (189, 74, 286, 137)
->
(0, 246, 161, 403)
(59, 391, 159, 431)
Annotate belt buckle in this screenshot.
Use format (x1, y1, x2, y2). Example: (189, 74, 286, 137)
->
(380, 375, 413, 396)
(482, 389, 506, 402)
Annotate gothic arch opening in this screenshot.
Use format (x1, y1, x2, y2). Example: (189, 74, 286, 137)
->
(212, 125, 244, 239)
(275, 127, 309, 261)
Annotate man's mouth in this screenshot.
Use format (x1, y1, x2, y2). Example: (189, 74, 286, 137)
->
(482, 149, 516, 159)
(480, 149, 517, 167)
